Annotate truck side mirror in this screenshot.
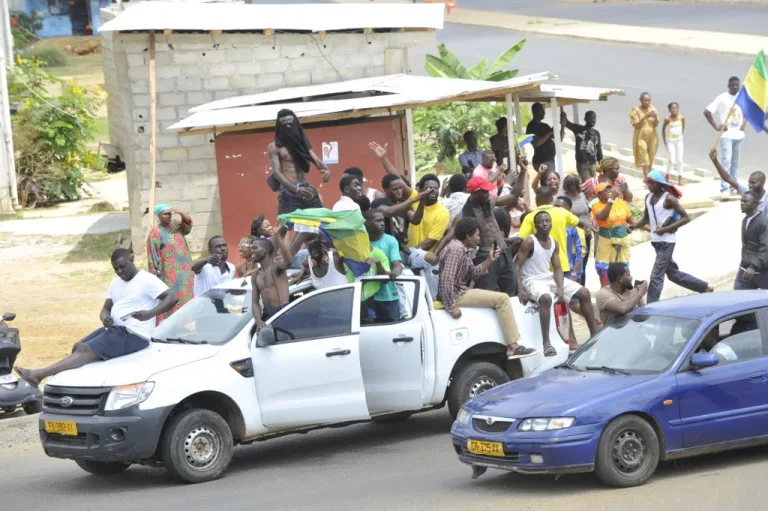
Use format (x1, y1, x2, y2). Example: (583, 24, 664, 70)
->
(2, 313, 15, 322)
(257, 326, 276, 348)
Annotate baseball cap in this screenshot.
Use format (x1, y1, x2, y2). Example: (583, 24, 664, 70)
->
(467, 176, 496, 193)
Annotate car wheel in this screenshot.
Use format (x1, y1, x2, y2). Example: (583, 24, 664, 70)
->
(595, 415, 660, 488)
(447, 362, 510, 419)
(2, 406, 16, 414)
(75, 460, 131, 476)
(160, 408, 234, 484)
(23, 400, 42, 415)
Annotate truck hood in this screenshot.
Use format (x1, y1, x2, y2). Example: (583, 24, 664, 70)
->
(46, 343, 220, 387)
(464, 368, 657, 418)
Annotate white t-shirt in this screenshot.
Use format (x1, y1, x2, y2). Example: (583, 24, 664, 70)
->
(332, 195, 360, 212)
(706, 92, 745, 140)
(108, 270, 169, 339)
(194, 261, 235, 296)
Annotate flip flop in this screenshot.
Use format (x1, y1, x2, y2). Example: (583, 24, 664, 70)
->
(543, 345, 558, 358)
(507, 345, 538, 360)
(14, 367, 40, 388)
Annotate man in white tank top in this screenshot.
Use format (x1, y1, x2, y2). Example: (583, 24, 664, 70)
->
(632, 170, 712, 303)
(515, 211, 599, 357)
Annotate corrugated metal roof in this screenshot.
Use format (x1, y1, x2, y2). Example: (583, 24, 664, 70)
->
(99, 1, 444, 33)
(521, 84, 625, 103)
(169, 72, 556, 135)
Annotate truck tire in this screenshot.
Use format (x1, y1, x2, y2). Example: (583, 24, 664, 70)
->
(75, 460, 131, 476)
(594, 415, 660, 488)
(160, 408, 233, 484)
(23, 400, 42, 415)
(447, 362, 510, 419)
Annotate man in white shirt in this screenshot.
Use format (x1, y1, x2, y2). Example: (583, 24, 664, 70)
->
(15, 249, 177, 387)
(192, 235, 235, 296)
(332, 174, 363, 212)
(704, 77, 747, 199)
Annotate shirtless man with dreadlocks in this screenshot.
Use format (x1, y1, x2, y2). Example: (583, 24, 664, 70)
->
(268, 109, 332, 215)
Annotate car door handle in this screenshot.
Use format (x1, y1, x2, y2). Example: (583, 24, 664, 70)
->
(326, 349, 351, 357)
(748, 372, 767, 383)
(392, 336, 414, 344)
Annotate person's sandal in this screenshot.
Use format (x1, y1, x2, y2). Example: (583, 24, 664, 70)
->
(507, 345, 538, 360)
(543, 345, 557, 358)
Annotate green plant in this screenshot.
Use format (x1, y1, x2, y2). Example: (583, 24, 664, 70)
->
(426, 40, 527, 81)
(10, 11, 42, 50)
(20, 44, 68, 67)
(8, 56, 106, 208)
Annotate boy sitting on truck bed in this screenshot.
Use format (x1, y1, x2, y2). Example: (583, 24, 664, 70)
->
(15, 249, 177, 387)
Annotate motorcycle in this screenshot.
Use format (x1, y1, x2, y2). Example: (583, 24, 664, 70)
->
(0, 313, 42, 415)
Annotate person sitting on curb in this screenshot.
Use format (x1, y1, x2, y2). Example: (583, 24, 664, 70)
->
(192, 235, 235, 296)
(15, 249, 177, 387)
(516, 211, 599, 357)
(438, 217, 537, 360)
(595, 262, 649, 326)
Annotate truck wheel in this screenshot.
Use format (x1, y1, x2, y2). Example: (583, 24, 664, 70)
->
(594, 415, 660, 488)
(23, 400, 42, 415)
(75, 460, 131, 476)
(447, 362, 510, 419)
(2, 406, 16, 414)
(160, 408, 233, 484)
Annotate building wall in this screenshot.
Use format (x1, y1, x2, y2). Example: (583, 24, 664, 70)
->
(99, 17, 434, 254)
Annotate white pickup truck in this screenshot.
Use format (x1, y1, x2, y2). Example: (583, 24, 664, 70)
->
(38, 274, 567, 483)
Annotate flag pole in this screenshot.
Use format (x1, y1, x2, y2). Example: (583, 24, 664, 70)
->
(712, 103, 738, 151)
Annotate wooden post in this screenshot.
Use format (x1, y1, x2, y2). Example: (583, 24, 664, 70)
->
(513, 94, 529, 205)
(505, 93, 516, 182)
(551, 97, 565, 178)
(405, 108, 417, 187)
(148, 32, 158, 233)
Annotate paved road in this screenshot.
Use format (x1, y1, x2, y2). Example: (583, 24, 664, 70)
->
(3, 409, 768, 510)
(408, 24, 766, 176)
(459, 0, 768, 36)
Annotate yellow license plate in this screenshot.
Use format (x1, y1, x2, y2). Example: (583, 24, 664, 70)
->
(467, 439, 505, 457)
(44, 420, 78, 436)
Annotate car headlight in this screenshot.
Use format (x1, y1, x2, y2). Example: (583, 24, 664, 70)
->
(518, 417, 575, 431)
(104, 382, 155, 411)
(456, 408, 472, 426)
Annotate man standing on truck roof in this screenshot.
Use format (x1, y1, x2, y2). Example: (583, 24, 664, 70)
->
(15, 249, 177, 387)
(438, 217, 537, 360)
(252, 221, 294, 331)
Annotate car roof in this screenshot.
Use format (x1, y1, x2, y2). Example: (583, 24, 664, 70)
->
(631, 290, 768, 320)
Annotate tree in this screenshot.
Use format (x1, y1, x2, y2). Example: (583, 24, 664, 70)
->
(425, 40, 527, 81)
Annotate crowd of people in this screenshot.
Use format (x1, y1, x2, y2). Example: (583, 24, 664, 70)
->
(14, 84, 768, 386)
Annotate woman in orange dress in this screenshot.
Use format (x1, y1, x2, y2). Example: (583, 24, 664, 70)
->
(591, 183, 635, 286)
(630, 92, 659, 178)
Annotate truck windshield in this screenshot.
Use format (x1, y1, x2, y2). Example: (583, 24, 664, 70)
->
(570, 314, 700, 374)
(152, 287, 252, 346)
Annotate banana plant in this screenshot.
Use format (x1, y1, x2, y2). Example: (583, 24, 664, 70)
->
(425, 39, 527, 81)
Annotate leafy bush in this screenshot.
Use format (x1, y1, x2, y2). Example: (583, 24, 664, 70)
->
(426, 40, 527, 81)
(21, 44, 68, 67)
(10, 11, 42, 50)
(8, 57, 106, 208)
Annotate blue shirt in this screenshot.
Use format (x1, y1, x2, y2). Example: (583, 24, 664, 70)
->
(370, 234, 401, 302)
(566, 226, 585, 279)
(459, 148, 484, 173)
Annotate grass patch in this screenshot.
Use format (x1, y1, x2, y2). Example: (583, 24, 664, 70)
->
(62, 229, 130, 264)
(94, 117, 109, 142)
(47, 53, 102, 78)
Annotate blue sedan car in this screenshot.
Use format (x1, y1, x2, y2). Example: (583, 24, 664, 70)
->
(451, 291, 768, 487)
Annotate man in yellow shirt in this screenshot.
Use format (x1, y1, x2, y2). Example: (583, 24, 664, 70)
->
(406, 174, 450, 299)
(518, 186, 587, 273)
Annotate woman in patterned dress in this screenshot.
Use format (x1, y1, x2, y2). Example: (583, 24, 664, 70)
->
(591, 182, 636, 287)
(630, 92, 659, 179)
(147, 204, 194, 323)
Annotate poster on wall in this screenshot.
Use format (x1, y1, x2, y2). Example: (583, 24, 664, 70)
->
(321, 141, 339, 165)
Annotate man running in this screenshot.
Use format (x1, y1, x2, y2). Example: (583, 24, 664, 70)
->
(252, 221, 294, 330)
(15, 249, 177, 387)
(268, 109, 331, 215)
(633, 170, 712, 302)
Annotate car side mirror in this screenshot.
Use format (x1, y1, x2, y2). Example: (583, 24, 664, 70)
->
(691, 352, 719, 369)
(2, 313, 15, 322)
(257, 326, 276, 348)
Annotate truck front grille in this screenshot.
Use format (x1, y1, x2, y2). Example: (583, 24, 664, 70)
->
(43, 385, 111, 416)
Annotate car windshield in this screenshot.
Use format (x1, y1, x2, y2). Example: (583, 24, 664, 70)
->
(570, 314, 700, 374)
(152, 287, 251, 346)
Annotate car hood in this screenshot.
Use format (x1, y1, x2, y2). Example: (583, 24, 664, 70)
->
(464, 368, 658, 417)
(46, 343, 220, 388)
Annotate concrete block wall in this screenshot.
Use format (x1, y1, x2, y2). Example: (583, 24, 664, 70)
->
(100, 18, 434, 254)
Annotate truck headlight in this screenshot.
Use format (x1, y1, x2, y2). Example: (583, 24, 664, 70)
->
(456, 408, 472, 426)
(104, 382, 155, 411)
(518, 417, 575, 431)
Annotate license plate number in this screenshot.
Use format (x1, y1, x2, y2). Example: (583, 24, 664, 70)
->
(44, 420, 78, 436)
(467, 439, 505, 457)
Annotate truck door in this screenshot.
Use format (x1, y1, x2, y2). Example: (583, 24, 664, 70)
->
(358, 278, 425, 415)
(251, 284, 370, 429)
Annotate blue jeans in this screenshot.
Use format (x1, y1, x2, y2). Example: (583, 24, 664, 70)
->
(288, 249, 310, 270)
(720, 138, 743, 193)
(407, 248, 439, 299)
